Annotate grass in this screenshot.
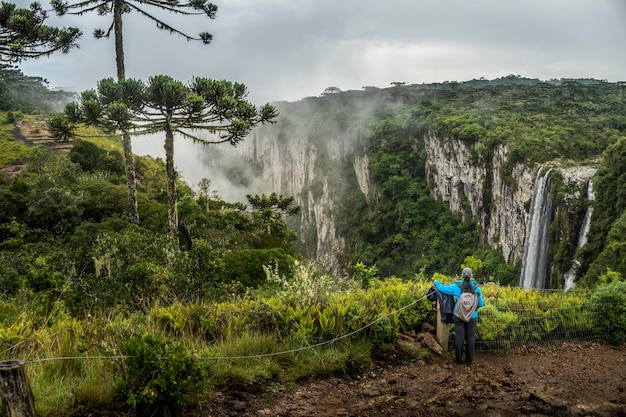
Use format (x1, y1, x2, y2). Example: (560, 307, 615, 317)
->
(0, 112, 124, 171)
(11, 312, 376, 415)
(0, 113, 31, 167)
(75, 124, 123, 153)
(28, 358, 118, 416)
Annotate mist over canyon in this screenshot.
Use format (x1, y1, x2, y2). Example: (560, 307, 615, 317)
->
(138, 77, 626, 289)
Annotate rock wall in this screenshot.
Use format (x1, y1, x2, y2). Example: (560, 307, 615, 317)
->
(423, 133, 534, 263)
(235, 127, 596, 279)
(238, 129, 350, 265)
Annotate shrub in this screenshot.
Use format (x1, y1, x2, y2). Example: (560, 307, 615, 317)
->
(117, 334, 207, 416)
(589, 281, 626, 344)
(175, 239, 225, 298)
(69, 140, 124, 175)
(5, 110, 22, 124)
(73, 225, 176, 312)
(219, 248, 296, 288)
(266, 260, 357, 305)
(0, 264, 21, 295)
(25, 187, 83, 235)
(77, 182, 128, 222)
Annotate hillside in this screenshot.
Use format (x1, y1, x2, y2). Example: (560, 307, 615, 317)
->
(208, 78, 626, 288)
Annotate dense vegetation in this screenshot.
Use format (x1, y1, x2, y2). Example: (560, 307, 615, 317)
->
(0, 132, 300, 317)
(1, 74, 625, 415)
(579, 136, 626, 286)
(265, 77, 626, 286)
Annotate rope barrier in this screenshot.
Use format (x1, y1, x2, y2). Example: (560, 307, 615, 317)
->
(23, 294, 428, 365)
(26, 355, 131, 365)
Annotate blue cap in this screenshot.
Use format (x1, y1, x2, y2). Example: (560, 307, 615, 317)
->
(462, 267, 473, 278)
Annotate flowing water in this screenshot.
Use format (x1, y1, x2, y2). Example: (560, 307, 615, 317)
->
(563, 180, 595, 291)
(519, 168, 553, 289)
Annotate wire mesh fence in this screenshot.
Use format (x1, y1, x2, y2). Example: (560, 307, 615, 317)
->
(460, 284, 626, 352)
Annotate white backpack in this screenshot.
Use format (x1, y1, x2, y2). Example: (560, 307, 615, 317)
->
(454, 282, 478, 323)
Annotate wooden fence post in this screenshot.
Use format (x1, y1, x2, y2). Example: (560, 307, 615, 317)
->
(0, 360, 36, 417)
(435, 300, 451, 352)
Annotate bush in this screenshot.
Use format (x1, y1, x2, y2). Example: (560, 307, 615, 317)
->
(219, 248, 296, 288)
(25, 186, 83, 235)
(117, 334, 207, 416)
(0, 263, 22, 295)
(71, 225, 176, 312)
(77, 182, 128, 222)
(589, 281, 626, 344)
(5, 110, 22, 124)
(69, 140, 125, 175)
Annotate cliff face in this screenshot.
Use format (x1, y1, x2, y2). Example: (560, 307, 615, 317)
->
(233, 122, 595, 284)
(423, 134, 535, 264)
(238, 128, 350, 265)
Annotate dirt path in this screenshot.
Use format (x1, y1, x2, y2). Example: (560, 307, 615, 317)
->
(11, 119, 72, 152)
(2, 118, 73, 181)
(200, 343, 626, 417)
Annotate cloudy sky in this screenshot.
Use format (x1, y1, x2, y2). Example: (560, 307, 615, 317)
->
(17, 0, 626, 105)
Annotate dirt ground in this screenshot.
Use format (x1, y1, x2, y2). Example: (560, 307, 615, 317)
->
(199, 340, 626, 417)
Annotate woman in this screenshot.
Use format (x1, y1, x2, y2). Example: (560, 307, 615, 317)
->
(434, 267, 485, 365)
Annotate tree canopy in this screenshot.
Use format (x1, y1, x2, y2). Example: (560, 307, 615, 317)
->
(51, 0, 216, 46)
(0, 1, 80, 62)
(0, 63, 74, 111)
(49, 75, 279, 241)
(50, 0, 218, 225)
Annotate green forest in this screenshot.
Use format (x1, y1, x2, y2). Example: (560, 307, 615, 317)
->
(2, 63, 626, 415)
(262, 77, 626, 287)
(2, 0, 625, 414)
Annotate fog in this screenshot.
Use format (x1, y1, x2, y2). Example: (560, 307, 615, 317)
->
(132, 133, 271, 203)
(17, 0, 626, 104)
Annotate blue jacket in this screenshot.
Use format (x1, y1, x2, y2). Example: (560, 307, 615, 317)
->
(433, 279, 485, 320)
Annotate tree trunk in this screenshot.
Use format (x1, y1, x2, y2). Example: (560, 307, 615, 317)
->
(113, 0, 125, 82)
(123, 134, 139, 224)
(0, 360, 36, 417)
(113, 0, 139, 224)
(164, 124, 178, 241)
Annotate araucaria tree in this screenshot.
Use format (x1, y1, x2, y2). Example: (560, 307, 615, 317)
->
(51, 0, 218, 224)
(61, 75, 278, 242)
(0, 1, 80, 61)
(246, 193, 301, 235)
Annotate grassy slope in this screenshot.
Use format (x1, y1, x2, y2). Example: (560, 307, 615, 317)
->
(0, 113, 31, 167)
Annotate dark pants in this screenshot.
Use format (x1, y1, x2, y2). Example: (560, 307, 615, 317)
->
(453, 316, 477, 364)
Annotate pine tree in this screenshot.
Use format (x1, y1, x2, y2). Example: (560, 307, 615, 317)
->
(51, 0, 218, 224)
(0, 1, 80, 62)
(60, 76, 277, 242)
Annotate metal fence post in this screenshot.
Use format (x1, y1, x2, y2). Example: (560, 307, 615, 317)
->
(0, 360, 36, 417)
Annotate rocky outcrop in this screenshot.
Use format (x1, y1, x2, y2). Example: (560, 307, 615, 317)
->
(423, 133, 597, 282)
(423, 134, 535, 263)
(238, 129, 349, 265)
(234, 124, 596, 282)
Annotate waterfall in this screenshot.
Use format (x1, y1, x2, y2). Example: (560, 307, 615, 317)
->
(520, 168, 553, 289)
(564, 180, 595, 291)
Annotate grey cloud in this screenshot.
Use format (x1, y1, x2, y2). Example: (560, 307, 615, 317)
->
(15, 0, 626, 104)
